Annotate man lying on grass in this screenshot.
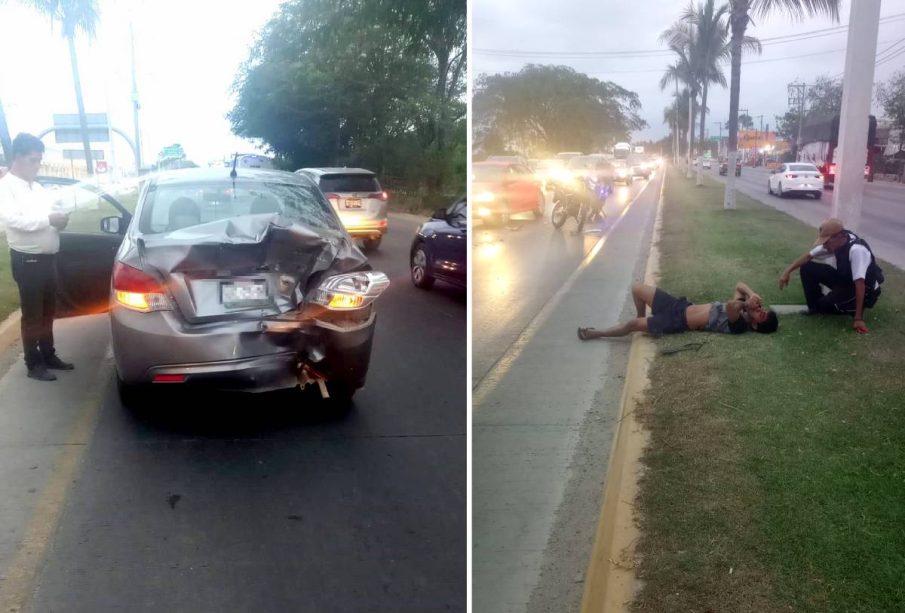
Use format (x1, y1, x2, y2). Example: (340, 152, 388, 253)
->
(578, 281, 778, 339)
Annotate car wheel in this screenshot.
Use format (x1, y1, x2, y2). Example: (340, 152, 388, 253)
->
(814, 190, 822, 199)
(411, 244, 435, 290)
(362, 237, 382, 251)
(533, 192, 545, 219)
(551, 201, 567, 229)
(778, 183, 784, 198)
(767, 181, 773, 195)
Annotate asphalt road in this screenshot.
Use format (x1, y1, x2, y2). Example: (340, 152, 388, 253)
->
(707, 165, 905, 269)
(0, 213, 465, 612)
(472, 175, 652, 386)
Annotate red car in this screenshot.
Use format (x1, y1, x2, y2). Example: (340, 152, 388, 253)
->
(472, 161, 545, 225)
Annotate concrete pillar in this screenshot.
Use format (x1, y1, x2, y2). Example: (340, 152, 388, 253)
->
(831, 0, 881, 232)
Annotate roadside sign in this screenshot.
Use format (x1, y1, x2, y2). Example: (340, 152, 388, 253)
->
(96, 160, 108, 173)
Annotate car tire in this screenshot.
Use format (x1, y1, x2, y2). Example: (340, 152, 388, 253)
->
(814, 190, 822, 199)
(362, 237, 382, 251)
(411, 244, 435, 290)
(778, 183, 784, 198)
(767, 181, 773, 195)
(533, 192, 545, 219)
(551, 201, 567, 229)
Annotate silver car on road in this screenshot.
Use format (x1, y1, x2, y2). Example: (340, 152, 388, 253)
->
(51, 169, 389, 409)
(294, 168, 389, 251)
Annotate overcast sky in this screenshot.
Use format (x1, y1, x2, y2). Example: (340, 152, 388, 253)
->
(473, 0, 905, 143)
(0, 0, 283, 170)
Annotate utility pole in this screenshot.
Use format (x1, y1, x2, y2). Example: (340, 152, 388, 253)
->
(129, 22, 143, 173)
(754, 115, 764, 166)
(788, 80, 807, 161)
(832, 0, 881, 231)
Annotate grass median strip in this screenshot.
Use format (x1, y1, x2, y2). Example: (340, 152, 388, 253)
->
(631, 168, 905, 612)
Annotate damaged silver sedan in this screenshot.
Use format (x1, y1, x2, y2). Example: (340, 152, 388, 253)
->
(54, 169, 389, 408)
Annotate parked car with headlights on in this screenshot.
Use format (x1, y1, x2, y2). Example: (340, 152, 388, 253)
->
(472, 161, 544, 226)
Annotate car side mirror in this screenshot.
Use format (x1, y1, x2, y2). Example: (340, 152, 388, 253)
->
(432, 207, 447, 220)
(100, 216, 123, 234)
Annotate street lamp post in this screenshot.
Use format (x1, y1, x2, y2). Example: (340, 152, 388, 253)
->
(788, 80, 807, 161)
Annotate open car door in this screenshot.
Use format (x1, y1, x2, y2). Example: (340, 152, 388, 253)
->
(38, 177, 136, 317)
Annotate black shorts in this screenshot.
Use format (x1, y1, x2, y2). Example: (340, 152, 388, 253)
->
(647, 289, 690, 336)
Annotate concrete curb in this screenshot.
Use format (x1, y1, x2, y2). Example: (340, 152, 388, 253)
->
(0, 310, 22, 354)
(580, 172, 666, 612)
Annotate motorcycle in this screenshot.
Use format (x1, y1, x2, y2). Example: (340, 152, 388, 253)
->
(550, 175, 611, 233)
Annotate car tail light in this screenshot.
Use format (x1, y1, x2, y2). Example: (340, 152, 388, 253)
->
(112, 262, 171, 313)
(828, 164, 836, 175)
(785, 174, 792, 179)
(153, 374, 186, 383)
(310, 271, 390, 310)
(368, 192, 389, 201)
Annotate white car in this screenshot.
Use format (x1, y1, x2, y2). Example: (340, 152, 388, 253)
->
(767, 163, 824, 199)
(295, 167, 388, 250)
(702, 158, 712, 170)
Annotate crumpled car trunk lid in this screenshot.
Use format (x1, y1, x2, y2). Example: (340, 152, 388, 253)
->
(126, 214, 368, 325)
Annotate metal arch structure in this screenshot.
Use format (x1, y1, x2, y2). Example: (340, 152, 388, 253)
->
(35, 126, 140, 171)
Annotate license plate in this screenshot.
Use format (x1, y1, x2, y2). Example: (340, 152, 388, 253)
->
(221, 280, 269, 306)
(344, 198, 362, 209)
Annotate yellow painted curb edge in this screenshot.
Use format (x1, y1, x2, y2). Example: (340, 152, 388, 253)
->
(580, 171, 667, 613)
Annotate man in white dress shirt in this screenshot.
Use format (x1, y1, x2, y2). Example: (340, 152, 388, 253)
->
(0, 133, 73, 380)
(779, 217, 884, 335)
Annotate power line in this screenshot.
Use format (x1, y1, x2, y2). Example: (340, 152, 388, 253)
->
(474, 11, 905, 59)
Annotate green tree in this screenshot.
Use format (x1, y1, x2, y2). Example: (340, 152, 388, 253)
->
(722, 0, 840, 208)
(22, 0, 101, 175)
(806, 75, 843, 119)
(472, 64, 647, 156)
(738, 113, 754, 129)
(230, 0, 465, 198)
(659, 22, 699, 177)
(877, 69, 905, 133)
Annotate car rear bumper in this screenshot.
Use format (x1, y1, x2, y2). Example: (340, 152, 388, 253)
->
(112, 306, 376, 392)
(337, 207, 388, 239)
(783, 183, 824, 192)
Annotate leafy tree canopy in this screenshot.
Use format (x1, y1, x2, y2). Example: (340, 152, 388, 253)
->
(472, 64, 647, 157)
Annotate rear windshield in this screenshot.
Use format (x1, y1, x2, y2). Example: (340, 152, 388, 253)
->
(788, 164, 818, 172)
(472, 165, 505, 181)
(318, 174, 380, 193)
(138, 179, 343, 235)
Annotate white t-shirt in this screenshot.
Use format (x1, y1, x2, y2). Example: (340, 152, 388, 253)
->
(810, 241, 879, 289)
(0, 173, 60, 254)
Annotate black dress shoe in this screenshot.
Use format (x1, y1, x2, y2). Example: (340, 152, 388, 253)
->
(27, 366, 57, 381)
(44, 355, 75, 370)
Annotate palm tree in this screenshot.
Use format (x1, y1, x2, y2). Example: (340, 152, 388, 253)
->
(0, 97, 12, 164)
(722, 0, 840, 208)
(23, 0, 101, 176)
(659, 25, 698, 179)
(663, 88, 691, 163)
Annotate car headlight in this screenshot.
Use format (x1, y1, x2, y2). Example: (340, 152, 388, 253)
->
(310, 271, 390, 310)
(474, 191, 496, 203)
(477, 207, 493, 217)
(554, 169, 573, 182)
(616, 168, 627, 177)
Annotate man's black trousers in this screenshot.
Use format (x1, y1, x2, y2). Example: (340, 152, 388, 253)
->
(800, 260, 879, 314)
(10, 249, 58, 369)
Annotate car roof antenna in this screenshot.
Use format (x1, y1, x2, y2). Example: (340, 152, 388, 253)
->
(229, 152, 238, 197)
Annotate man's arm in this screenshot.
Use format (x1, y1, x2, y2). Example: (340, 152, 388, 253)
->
(726, 299, 745, 322)
(853, 279, 868, 333)
(779, 251, 813, 289)
(733, 282, 763, 309)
